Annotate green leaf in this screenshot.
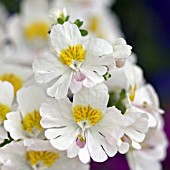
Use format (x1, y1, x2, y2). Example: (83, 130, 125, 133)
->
(57, 17, 64, 24)
(74, 19, 83, 28)
(80, 29, 88, 36)
(115, 101, 126, 114)
(65, 15, 70, 21)
(119, 89, 126, 100)
(108, 91, 117, 107)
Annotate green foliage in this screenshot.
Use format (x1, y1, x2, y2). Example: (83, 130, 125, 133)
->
(108, 89, 127, 114)
(74, 19, 83, 28)
(80, 29, 88, 36)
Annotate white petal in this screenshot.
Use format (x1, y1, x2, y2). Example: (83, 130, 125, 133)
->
(82, 77, 96, 88)
(17, 86, 46, 117)
(70, 79, 82, 94)
(67, 141, 79, 158)
(123, 60, 136, 87)
(4, 111, 25, 140)
(50, 22, 82, 53)
(78, 144, 90, 164)
(33, 52, 68, 83)
(40, 98, 73, 125)
(0, 81, 14, 107)
(0, 63, 33, 82)
(87, 130, 107, 162)
(132, 140, 141, 149)
(96, 131, 117, 157)
(112, 38, 132, 58)
(83, 65, 107, 75)
(47, 70, 72, 99)
(125, 128, 145, 143)
(49, 126, 79, 150)
(80, 68, 104, 84)
(73, 83, 109, 110)
(83, 38, 113, 64)
(118, 142, 129, 154)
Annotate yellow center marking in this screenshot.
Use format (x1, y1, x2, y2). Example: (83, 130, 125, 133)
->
(0, 73, 23, 95)
(27, 150, 59, 167)
(129, 84, 137, 102)
(88, 16, 105, 38)
(73, 105, 102, 126)
(24, 22, 49, 40)
(0, 103, 10, 122)
(22, 110, 42, 133)
(60, 44, 86, 66)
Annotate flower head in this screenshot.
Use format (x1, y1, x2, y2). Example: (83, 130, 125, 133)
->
(0, 140, 90, 170)
(40, 83, 126, 163)
(4, 86, 46, 140)
(33, 22, 114, 99)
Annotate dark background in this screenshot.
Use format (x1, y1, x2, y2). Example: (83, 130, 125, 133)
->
(0, 0, 169, 169)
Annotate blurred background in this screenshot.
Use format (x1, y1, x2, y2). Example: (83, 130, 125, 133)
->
(0, 0, 169, 169)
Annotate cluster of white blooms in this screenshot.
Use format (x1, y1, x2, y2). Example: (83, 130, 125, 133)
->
(0, 0, 168, 170)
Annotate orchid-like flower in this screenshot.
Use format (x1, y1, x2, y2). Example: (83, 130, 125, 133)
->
(4, 86, 46, 140)
(6, 0, 50, 65)
(33, 22, 114, 99)
(0, 62, 33, 95)
(0, 140, 90, 170)
(127, 128, 168, 170)
(40, 83, 127, 163)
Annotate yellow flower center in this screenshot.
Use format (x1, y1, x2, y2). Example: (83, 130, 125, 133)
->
(88, 16, 105, 38)
(0, 73, 23, 95)
(0, 103, 10, 122)
(27, 150, 59, 168)
(129, 84, 137, 102)
(24, 22, 49, 41)
(60, 44, 86, 67)
(73, 105, 102, 127)
(22, 110, 42, 134)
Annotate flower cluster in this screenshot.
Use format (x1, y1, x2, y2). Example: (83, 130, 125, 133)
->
(0, 0, 168, 170)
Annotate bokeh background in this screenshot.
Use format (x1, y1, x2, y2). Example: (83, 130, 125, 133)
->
(1, 0, 169, 169)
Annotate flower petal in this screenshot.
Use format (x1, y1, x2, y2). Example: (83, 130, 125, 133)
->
(49, 126, 79, 150)
(0, 81, 14, 107)
(83, 38, 113, 64)
(33, 52, 68, 83)
(47, 70, 73, 99)
(87, 130, 107, 162)
(73, 83, 109, 110)
(50, 22, 82, 53)
(17, 86, 46, 117)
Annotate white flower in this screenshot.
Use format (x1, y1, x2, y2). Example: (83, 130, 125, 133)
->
(0, 140, 90, 170)
(106, 62, 144, 96)
(0, 62, 33, 95)
(122, 107, 149, 150)
(132, 84, 164, 128)
(127, 128, 168, 170)
(6, 0, 50, 65)
(4, 86, 46, 140)
(0, 81, 14, 143)
(33, 22, 114, 99)
(111, 38, 132, 68)
(40, 83, 126, 163)
(51, 0, 122, 41)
